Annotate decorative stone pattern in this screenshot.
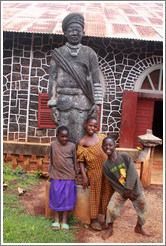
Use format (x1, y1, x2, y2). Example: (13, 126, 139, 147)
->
(3, 32, 163, 143)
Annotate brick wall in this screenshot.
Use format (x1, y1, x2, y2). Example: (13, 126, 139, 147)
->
(3, 32, 163, 143)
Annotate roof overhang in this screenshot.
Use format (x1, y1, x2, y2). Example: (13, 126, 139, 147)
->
(2, 1, 164, 42)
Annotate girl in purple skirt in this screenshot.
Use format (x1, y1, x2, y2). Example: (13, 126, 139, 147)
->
(48, 126, 78, 231)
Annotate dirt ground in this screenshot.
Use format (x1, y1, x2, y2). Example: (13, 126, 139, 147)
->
(16, 179, 164, 244)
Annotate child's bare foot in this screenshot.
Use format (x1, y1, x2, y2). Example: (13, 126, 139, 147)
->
(134, 226, 150, 236)
(101, 227, 113, 240)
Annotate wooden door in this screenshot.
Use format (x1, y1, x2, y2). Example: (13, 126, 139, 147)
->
(133, 99, 154, 148)
(119, 91, 155, 148)
(119, 91, 138, 148)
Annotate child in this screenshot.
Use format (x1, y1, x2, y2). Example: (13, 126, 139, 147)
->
(101, 136, 150, 240)
(48, 125, 78, 231)
(77, 116, 113, 231)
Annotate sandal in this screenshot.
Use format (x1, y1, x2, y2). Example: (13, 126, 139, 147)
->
(51, 222, 60, 230)
(61, 223, 69, 232)
(91, 222, 102, 231)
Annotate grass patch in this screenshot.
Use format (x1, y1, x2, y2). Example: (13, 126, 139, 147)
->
(3, 163, 79, 243)
(3, 163, 39, 191)
(3, 207, 76, 243)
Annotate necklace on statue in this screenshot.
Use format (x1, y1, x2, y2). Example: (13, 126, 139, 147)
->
(66, 42, 81, 57)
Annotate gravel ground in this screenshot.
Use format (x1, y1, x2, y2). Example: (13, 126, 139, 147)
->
(18, 181, 164, 244)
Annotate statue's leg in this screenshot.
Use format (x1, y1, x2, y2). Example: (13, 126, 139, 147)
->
(51, 107, 60, 126)
(58, 110, 88, 144)
(71, 110, 88, 144)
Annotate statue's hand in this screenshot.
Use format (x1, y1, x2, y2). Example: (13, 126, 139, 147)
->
(89, 104, 99, 118)
(51, 107, 59, 126)
(47, 99, 57, 108)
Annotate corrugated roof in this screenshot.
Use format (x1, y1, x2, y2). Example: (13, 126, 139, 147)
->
(2, 1, 164, 41)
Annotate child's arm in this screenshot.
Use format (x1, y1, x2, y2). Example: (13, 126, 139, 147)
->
(120, 153, 138, 200)
(72, 145, 78, 176)
(79, 162, 89, 189)
(47, 144, 53, 178)
(123, 153, 138, 190)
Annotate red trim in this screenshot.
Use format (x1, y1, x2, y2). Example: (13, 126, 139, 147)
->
(37, 93, 56, 129)
(138, 92, 163, 100)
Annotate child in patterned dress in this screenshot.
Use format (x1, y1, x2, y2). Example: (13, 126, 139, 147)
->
(77, 116, 113, 230)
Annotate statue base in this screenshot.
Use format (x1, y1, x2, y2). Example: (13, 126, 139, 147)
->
(45, 181, 90, 224)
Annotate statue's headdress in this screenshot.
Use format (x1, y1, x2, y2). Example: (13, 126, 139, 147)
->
(62, 13, 84, 33)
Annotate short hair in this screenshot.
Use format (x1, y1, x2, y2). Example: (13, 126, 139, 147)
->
(56, 125, 69, 135)
(85, 116, 98, 124)
(102, 136, 115, 146)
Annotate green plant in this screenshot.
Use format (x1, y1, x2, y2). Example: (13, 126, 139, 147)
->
(3, 163, 20, 185)
(68, 214, 79, 225)
(3, 163, 41, 190)
(3, 163, 13, 175)
(12, 165, 22, 175)
(34, 170, 43, 177)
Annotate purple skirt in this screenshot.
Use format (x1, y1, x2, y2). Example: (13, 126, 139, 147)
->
(49, 179, 77, 211)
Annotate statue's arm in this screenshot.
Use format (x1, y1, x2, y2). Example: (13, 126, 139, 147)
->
(47, 58, 57, 107)
(89, 51, 103, 105)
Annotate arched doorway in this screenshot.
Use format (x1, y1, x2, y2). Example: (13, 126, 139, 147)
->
(119, 64, 163, 149)
(133, 64, 163, 148)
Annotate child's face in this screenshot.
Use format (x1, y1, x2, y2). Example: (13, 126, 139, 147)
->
(102, 139, 115, 157)
(57, 130, 69, 145)
(84, 119, 98, 136)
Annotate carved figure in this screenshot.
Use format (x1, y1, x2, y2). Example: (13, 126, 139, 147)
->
(48, 13, 103, 144)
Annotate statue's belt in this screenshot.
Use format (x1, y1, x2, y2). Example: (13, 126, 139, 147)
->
(57, 87, 85, 95)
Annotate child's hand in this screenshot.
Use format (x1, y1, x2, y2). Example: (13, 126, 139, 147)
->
(129, 193, 137, 201)
(121, 189, 133, 199)
(46, 173, 51, 181)
(82, 176, 89, 189)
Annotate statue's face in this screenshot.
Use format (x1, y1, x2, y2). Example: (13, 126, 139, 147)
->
(64, 23, 84, 45)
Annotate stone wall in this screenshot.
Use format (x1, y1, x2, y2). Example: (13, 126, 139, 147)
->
(3, 32, 163, 143)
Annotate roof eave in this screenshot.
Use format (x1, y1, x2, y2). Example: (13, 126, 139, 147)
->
(3, 30, 163, 42)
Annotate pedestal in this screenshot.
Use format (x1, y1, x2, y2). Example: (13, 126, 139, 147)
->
(72, 185, 90, 224)
(140, 146, 154, 187)
(45, 181, 90, 224)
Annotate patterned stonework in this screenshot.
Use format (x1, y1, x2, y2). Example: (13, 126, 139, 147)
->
(3, 32, 163, 143)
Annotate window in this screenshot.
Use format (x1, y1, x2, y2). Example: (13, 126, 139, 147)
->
(135, 64, 163, 94)
(37, 93, 55, 129)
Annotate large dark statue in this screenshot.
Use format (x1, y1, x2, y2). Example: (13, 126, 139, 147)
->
(48, 13, 103, 144)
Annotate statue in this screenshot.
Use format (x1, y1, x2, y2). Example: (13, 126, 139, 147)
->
(48, 13, 103, 144)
